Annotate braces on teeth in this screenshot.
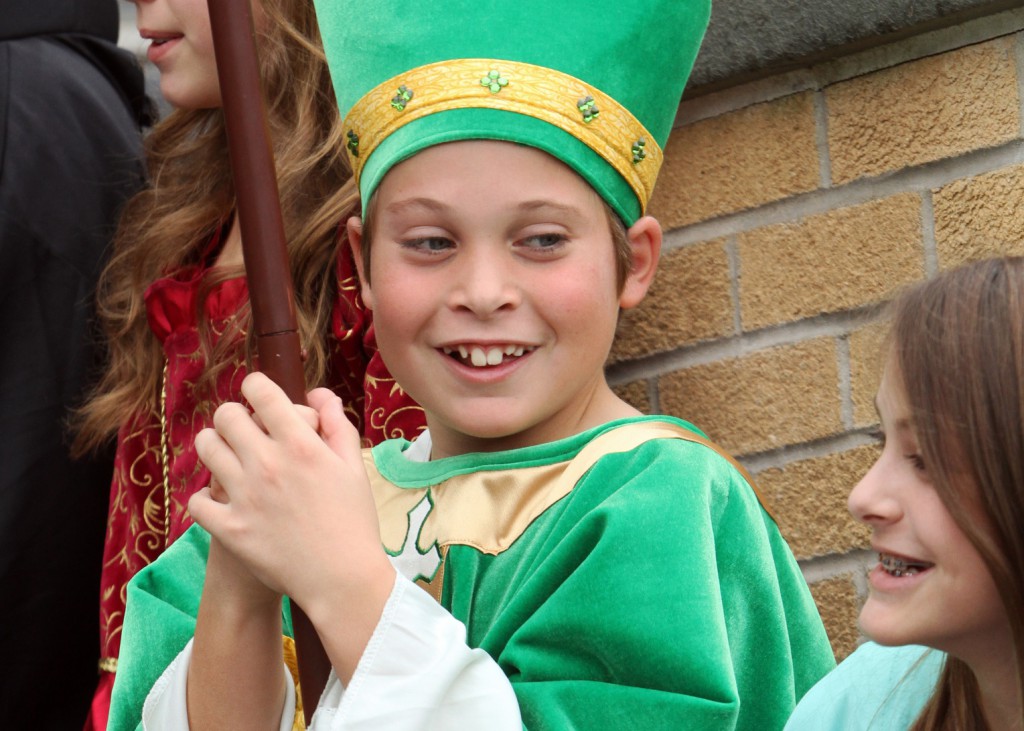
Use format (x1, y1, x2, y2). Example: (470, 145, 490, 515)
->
(879, 554, 926, 577)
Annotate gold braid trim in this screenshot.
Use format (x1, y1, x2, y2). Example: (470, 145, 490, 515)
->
(159, 361, 171, 547)
(344, 58, 661, 212)
(282, 636, 307, 730)
(98, 656, 118, 673)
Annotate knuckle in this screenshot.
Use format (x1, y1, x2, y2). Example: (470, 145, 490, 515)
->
(213, 402, 248, 431)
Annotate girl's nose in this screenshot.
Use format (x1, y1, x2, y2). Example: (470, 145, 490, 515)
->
(847, 457, 901, 525)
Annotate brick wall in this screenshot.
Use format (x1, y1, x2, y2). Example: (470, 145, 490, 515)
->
(610, 9, 1024, 660)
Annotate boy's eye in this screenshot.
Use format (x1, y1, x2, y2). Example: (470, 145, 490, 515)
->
(402, 237, 454, 254)
(519, 233, 567, 250)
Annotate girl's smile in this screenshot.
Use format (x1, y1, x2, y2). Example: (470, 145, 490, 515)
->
(849, 361, 1010, 665)
(867, 550, 934, 592)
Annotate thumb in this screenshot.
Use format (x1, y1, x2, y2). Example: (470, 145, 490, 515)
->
(188, 486, 231, 536)
(317, 392, 362, 462)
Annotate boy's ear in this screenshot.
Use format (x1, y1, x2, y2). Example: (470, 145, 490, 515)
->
(619, 215, 662, 310)
(346, 216, 373, 309)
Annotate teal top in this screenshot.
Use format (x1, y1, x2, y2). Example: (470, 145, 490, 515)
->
(111, 415, 835, 729)
(784, 641, 945, 730)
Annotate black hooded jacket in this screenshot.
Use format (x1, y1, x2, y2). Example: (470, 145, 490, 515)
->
(0, 1, 150, 725)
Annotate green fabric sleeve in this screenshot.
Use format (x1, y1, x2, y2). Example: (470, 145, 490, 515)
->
(107, 524, 294, 731)
(445, 438, 836, 730)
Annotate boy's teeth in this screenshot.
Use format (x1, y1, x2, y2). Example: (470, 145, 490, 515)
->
(449, 344, 534, 367)
(466, 346, 505, 366)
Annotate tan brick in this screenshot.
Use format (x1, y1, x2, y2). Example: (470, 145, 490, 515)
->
(758, 446, 875, 560)
(659, 339, 840, 454)
(828, 38, 1019, 185)
(849, 320, 891, 427)
(612, 240, 733, 361)
(934, 164, 1024, 268)
(809, 574, 862, 661)
(738, 194, 924, 329)
(650, 93, 819, 230)
(611, 380, 651, 414)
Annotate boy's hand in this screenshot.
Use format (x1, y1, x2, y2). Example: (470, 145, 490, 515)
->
(192, 481, 282, 610)
(190, 372, 393, 615)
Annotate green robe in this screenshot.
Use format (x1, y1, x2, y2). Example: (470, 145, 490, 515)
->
(111, 415, 835, 729)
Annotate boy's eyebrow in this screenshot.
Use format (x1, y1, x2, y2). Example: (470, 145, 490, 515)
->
(382, 197, 587, 218)
(383, 197, 449, 215)
(514, 199, 586, 217)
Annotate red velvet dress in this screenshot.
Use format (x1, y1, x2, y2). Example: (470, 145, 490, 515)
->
(86, 245, 424, 729)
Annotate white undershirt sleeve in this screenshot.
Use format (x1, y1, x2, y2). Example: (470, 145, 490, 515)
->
(141, 571, 519, 730)
(308, 571, 521, 729)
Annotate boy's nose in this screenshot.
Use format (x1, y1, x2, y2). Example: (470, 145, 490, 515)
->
(448, 249, 521, 316)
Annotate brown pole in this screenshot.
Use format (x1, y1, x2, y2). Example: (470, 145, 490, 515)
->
(206, 0, 330, 721)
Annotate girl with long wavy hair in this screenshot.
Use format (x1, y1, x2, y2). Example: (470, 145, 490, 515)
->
(787, 256, 1024, 730)
(73, 0, 422, 726)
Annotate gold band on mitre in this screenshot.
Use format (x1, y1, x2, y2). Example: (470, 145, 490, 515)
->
(342, 58, 663, 212)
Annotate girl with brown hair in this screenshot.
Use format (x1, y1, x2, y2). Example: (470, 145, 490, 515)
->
(787, 256, 1024, 730)
(73, 0, 422, 726)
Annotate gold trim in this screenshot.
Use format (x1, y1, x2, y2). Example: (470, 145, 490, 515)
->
(159, 361, 171, 547)
(415, 544, 448, 603)
(282, 636, 306, 730)
(344, 58, 662, 212)
(369, 421, 775, 561)
(98, 656, 118, 673)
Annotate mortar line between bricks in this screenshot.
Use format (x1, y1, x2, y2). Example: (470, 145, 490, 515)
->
(607, 303, 886, 384)
(737, 428, 880, 474)
(661, 139, 1024, 251)
(647, 378, 660, 415)
(798, 549, 874, 584)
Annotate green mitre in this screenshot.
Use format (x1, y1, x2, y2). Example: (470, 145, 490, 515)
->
(313, 0, 711, 224)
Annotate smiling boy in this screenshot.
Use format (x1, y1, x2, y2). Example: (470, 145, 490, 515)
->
(110, 0, 837, 728)
(353, 141, 659, 459)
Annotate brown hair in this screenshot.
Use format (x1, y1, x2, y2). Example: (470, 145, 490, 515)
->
(74, 0, 354, 453)
(888, 257, 1024, 730)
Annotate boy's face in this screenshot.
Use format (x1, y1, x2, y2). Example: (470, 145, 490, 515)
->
(351, 140, 658, 458)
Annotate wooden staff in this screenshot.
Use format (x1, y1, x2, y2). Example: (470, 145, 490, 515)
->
(206, 0, 330, 721)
